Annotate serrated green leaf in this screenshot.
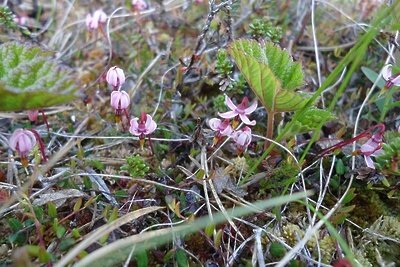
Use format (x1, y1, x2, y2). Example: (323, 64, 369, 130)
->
(228, 39, 305, 113)
(290, 108, 336, 134)
(0, 42, 78, 111)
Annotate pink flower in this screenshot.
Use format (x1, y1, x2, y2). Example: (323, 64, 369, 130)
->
(86, 9, 107, 30)
(14, 16, 27, 26)
(218, 96, 257, 126)
(129, 113, 157, 137)
(209, 118, 233, 137)
(129, 113, 157, 148)
(232, 126, 252, 153)
(382, 64, 400, 89)
(209, 118, 233, 146)
(132, 0, 148, 11)
(9, 129, 36, 166)
(27, 110, 39, 122)
(110, 90, 130, 115)
(360, 133, 383, 169)
(106, 66, 126, 88)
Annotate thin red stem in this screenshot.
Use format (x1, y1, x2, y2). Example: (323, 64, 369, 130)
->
(41, 110, 50, 133)
(316, 123, 385, 159)
(28, 129, 48, 162)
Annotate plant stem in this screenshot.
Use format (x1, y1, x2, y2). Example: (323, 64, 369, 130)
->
(264, 112, 274, 149)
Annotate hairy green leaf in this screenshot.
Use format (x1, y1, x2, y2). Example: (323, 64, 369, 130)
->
(228, 39, 305, 112)
(0, 42, 78, 111)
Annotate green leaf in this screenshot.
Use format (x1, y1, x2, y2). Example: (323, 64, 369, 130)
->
(228, 39, 305, 113)
(8, 218, 23, 232)
(135, 251, 148, 267)
(0, 6, 17, 29)
(176, 249, 189, 267)
(270, 242, 286, 259)
(290, 108, 336, 134)
(361, 66, 385, 89)
(0, 42, 78, 111)
(47, 202, 57, 219)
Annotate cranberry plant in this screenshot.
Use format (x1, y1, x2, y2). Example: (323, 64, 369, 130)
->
(228, 39, 335, 146)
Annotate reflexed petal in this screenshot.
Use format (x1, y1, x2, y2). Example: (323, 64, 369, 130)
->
(382, 64, 392, 81)
(115, 68, 126, 85)
(107, 68, 118, 87)
(118, 91, 130, 109)
(110, 91, 120, 109)
(391, 75, 400, 86)
(360, 142, 375, 154)
(129, 119, 141, 136)
(208, 118, 222, 131)
(239, 114, 256, 126)
(244, 99, 258, 114)
(145, 120, 157, 134)
(9, 129, 36, 155)
(85, 14, 93, 28)
(144, 114, 157, 134)
(218, 111, 237, 119)
(236, 133, 247, 146)
(364, 155, 375, 169)
(371, 148, 383, 157)
(225, 95, 237, 111)
(220, 124, 233, 136)
(94, 9, 107, 23)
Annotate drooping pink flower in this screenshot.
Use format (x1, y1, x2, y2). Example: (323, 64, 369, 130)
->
(129, 113, 157, 148)
(106, 66, 126, 89)
(360, 133, 383, 169)
(208, 118, 233, 146)
(110, 90, 130, 117)
(110, 91, 130, 109)
(27, 110, 39, 122)
(86, 9, 107, 31)
(218, 96, 257, 126)
(9, 128, 37, 167)
(209, 118, 233, 137)
(232, 126, 252, 153)
(132, 0, 148, 11)
(382, 64, 400, 89)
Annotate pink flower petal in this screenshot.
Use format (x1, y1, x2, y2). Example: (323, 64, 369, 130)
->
(239, 114, 256, 126)
(93, 9, 107, 23)
(382, 64, 392, 81)
(118, 91, 130, 109)
(244, 99, 258, 114)
(9, 129, 36, 156)
(220, 124, 233, 136)
(218, 110, 237, 119)
(364, 155, 375, 169)
(391, 75, 400, 86)
(85, 14, 93, 29)
(129, 119, 141, 136)
(225, 95, 237, 111)
(144, 114, 157, 134)
(208, 118, 222, 131)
